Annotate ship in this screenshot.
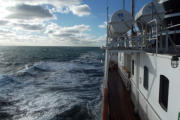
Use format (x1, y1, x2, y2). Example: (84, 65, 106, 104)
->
(102, 0, 180, 120)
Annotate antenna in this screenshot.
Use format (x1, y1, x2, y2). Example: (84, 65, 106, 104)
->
(106, 0, 109, 46)
(132, 0, 135, 18)
(106, 0, 109, 23)
(131, 0, 135, 35)
(123, 0, 125, 10)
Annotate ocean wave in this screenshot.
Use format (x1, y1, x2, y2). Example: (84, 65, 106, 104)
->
(0, 50, 103, 120)
(16, 62, 51, 77)
(51, 104, 93, 120)
(0, 75, 21, 86)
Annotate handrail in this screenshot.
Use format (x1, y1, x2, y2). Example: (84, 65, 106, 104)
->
(106, 18, 180, 54)
(147, 19, 158, 54)
(167, 24, 180, 29)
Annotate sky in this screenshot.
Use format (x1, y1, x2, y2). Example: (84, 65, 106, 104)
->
(0, 0, 151, 46)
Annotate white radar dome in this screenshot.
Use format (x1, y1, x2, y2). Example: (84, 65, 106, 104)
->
(109, 9, 135, 36)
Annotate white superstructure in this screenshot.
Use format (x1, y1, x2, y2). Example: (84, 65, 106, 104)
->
(104, 0, 180, 120)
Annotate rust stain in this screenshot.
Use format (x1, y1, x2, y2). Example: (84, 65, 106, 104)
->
(102, 88, 109, 120)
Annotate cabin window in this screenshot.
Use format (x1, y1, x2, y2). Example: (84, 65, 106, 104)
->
(159, 75, 169, 111)
(132, 60, 134, 75)
(143, 66, 149, 90)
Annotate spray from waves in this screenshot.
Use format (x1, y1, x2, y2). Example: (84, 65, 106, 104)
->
(0, 51, 104, 120)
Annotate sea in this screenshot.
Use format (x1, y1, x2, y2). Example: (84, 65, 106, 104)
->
(0, 46, 104, 120)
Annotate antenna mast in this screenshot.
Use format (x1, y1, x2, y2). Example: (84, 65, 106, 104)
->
(131, 0, 135, 35)
(132, 0, 135, 17)
(123, 0, 125, 9)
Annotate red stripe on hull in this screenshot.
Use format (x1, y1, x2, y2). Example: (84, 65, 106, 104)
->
(102, 88, 109, 120)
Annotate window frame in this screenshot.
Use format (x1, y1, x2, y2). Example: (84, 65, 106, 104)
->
(132, 60, 134, 76)
(143, 66, 149, 90)
(159, 75, 169, 112)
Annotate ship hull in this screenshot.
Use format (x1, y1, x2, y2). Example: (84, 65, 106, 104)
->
(102, 51, 180, 120)
(117, 52, 180, 120)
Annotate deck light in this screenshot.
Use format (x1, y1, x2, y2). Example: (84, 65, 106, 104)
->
(171, 56, 179, 68)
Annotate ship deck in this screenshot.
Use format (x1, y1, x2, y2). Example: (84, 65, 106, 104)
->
(106, 64, 140, 120)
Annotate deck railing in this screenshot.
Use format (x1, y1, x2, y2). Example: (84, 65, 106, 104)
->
(107, 18, 179, 54)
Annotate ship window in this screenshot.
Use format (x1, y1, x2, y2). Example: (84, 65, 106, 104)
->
(132, 60, 134, 75)
(159, 75, 169, 112)
(143, 66, 149, 90)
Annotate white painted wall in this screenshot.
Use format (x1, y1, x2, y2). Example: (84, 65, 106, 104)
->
(109, 51, 118, 63)
(138, 53, 180, 120)
(118, 52, 125, 67)
(118, 52, 180, 120)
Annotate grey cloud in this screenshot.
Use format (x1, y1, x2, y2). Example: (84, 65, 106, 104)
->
(45, 23, 93, 45)
(0, 20, 9, 25)
(54, 33, 76, 38)
(13, 23, 44, 30)
(64, 29, 80, 34)
(0, 29, 12, 34)
(7, 4, 53, 19)
(76, 5, 90, 13)
(45, 24, 90, 36)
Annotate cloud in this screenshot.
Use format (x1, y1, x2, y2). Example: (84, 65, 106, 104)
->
(11, 0, 82, 7)
(13, 23, 44, 31)
(45, 23, 90, 39)
(44, 23, 104, 46)
(7, 4, 53, 20)
(0, 20, 9, 25)
(0, 0, 90, 17)
(0, 1, 103, 46)
(98, 22, 107, 29)
(0, 23, 105, 46)
(0, 29, 12, 34)
(70, 4, 91, 17)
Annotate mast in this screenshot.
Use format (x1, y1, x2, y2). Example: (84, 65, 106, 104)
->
(123, 0, 125, 10)
(131, 0, 135, 35)
(131, 0, 135, 18)
(102, 1, 109, 120)
(104, 0, 109, 89)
